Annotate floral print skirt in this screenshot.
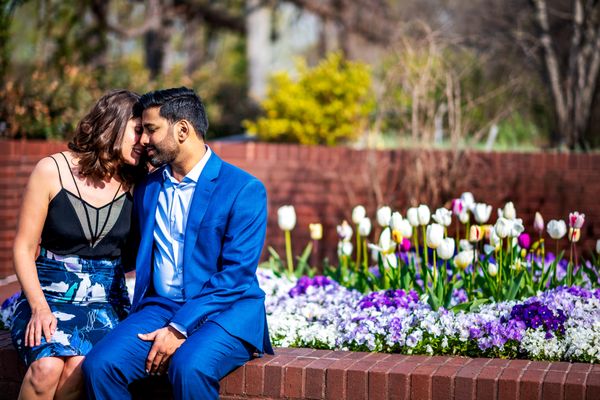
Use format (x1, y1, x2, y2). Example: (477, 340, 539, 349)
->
(10, 250, 130, 366)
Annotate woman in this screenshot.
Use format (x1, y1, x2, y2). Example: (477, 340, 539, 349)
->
(11, 89, 146, 400)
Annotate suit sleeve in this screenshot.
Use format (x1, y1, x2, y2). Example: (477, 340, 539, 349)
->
(169, 179, 267, 334)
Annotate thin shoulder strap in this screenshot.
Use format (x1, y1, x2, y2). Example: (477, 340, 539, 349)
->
(48, 156, 63, 188)
(59, 152, 84, 199)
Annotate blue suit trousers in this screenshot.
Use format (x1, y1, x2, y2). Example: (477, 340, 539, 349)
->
(82, 298, 254, 400)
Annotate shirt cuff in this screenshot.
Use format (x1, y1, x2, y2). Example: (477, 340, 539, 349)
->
(169, 322, 188, 338)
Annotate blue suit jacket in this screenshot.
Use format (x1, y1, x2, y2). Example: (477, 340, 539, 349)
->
(129, 151, 273, 354)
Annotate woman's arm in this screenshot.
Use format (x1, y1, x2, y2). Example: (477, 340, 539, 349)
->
(13, 157, 58, 347)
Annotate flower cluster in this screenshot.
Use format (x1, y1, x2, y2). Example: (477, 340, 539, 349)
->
(358, 289, 419, 311)
(508, 301, 567, 337)
(289, 276, 334, 297)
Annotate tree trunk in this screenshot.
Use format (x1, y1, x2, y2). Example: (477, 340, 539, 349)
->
(246, 0, 271, 101)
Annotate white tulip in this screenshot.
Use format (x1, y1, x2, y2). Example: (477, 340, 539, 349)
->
(458, 210, 469, 224)
(460, 192, 475, 211)
(426, 223, 444, 249)
(459, 239, 473, 251)
(277, 205, 296, 231)
(509, 218, 524, 237)
(352, 205, 366, 224)
(376, 206, 392, 227)
(398, 219, 413, 238)
(336, 220, 353, 241)
(454, 250, 474, 270)
(437, 238, 455, 260)
(596, 239, 600, 255)
(358, 217, 372, 237)
(473, 203, 492, 224)
(489, 229, 501, 248)
(337, 241, 353, 256)
(488, 263, 498, 277)
(503, 202, 516, 220)
(417, 204, 431, 226)
(368, 227, 396, 254)
(407, 207, 419, 227)
(390, 212, 403, 230)
(432, 207, 452, 227)
(384, 253, 398, 269)
(495, 217, 512, 239)
(547, 220, 567, 240)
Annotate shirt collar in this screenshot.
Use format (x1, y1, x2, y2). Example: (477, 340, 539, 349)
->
(162, 145, 212, 185)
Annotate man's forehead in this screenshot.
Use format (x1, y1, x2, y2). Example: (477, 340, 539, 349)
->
(142, 107, 164, 122)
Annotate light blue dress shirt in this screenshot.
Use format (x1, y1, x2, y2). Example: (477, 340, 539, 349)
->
(153, 146, 212, 303)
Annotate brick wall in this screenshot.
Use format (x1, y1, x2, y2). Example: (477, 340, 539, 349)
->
(0, 330, 598, 399)
(1, 140, 599, 278)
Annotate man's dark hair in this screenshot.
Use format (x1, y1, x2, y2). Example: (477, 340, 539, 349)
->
(139, 87, 209, 138)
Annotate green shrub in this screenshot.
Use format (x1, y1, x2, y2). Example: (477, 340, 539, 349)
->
(245, 52, 374, 145)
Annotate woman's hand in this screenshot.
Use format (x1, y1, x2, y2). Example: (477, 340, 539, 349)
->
(25, 307, 57, 347)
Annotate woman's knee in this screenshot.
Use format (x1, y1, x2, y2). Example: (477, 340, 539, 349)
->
(26, 357, 64, 393)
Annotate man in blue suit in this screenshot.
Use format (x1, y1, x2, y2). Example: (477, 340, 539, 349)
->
(82, 87, 273, 399)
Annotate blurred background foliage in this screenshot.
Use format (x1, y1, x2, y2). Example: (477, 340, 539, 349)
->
(0, 0, 598, 150)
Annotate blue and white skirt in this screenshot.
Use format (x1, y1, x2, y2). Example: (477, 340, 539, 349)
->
(11, 249, 131, 366)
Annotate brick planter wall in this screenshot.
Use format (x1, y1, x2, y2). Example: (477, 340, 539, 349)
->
(0, 331, 598, 399)
(1, 140, 599, 278)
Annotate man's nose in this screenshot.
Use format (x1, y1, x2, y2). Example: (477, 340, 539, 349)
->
(140, 132, 150, 147)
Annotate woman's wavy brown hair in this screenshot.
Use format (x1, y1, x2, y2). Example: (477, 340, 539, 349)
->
(68, 89, 147, 187)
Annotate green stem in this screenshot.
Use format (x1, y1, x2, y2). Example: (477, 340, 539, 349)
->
(433, 250, 437, 288)
(285, 230, 294, 276)
(568, 241, 574, 287)
(422, 226, 429, 268)
(355, 232, 362, 272)
(363, 239, 368, 274)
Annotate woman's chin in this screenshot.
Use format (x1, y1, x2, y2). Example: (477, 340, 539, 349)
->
(123, 154, 140, 166)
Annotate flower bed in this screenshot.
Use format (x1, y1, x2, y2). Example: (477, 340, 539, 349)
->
(260, 269, 600, 363)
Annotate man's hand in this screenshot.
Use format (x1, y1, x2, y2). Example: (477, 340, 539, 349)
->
(138, 326, 186, 375)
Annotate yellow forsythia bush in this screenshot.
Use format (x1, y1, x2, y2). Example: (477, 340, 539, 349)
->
(245, 52, 374, 145)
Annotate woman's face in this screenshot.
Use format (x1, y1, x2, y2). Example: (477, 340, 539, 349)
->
(121, 117, 144, 165)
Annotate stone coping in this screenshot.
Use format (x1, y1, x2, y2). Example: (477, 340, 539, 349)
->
(0, 331, 598, 399)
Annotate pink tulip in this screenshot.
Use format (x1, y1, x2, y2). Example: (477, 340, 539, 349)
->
(518, 233, 531, 250)
(533, 212, 544, 234)
(401, 238, 411, 252)
(451, 198, 464, 215)
(569, 212, 585, 229)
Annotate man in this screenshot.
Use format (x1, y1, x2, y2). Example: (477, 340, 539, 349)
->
(82, 87, 273, 399)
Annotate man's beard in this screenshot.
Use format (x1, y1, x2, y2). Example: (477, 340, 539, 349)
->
(146, 134, 178, 167)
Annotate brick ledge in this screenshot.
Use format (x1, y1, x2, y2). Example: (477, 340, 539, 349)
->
(1, 331, 598, 399)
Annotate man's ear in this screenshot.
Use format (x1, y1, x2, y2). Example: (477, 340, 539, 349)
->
(176, 120, 191, 142)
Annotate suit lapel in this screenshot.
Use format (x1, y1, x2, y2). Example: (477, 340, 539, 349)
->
(182, 153, 222, 264)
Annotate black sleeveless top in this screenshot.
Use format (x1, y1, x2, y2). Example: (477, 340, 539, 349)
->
(40, 154, 133, 258)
